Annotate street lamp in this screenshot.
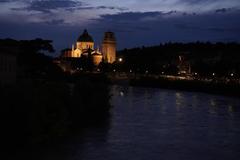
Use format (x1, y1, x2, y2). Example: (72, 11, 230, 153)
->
(118, 58, 123, 62)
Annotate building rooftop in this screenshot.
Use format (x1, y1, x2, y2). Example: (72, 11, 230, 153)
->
(77, 29, 94, 42)
(103, 31, 116, 41)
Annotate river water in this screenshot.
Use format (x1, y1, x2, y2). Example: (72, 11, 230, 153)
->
(28, 85, 240, 160)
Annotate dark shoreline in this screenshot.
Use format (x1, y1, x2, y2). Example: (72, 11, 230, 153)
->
(126, 77, 240, 98)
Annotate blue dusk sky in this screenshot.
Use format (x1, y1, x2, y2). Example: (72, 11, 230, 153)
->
(0, 0, 240, 55)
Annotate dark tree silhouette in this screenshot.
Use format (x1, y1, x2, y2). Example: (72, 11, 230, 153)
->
(118, 42, 240, 77)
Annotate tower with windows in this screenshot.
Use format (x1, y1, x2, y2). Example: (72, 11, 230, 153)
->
(102, 31, 116, 63)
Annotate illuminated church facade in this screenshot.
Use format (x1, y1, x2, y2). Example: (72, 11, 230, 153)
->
(61, 29, 116, 65)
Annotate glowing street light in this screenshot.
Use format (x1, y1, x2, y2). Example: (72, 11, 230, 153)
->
(231, 73, 234, 77)
(194, 72, 198, 75)
(130, 69, 132, 73)
(145, 70, 149, 74)
(118, 58, 123, 62)
(212, 73, 215, 76)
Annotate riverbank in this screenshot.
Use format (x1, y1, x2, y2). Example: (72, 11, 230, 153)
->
(128, 76, 240, 97)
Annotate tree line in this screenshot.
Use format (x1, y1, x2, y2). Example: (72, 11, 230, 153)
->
(117, 42, 240, 77)
(0, 39, 112, 157)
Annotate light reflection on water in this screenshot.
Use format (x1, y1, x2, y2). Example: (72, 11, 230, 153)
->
(106, 86, 240, 160)
(32, 85, 240, 160)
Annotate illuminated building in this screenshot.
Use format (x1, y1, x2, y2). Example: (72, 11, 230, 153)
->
(60, 29, 116, 65)
(91, 49, 103, 66)
(102, 31, 116, 63)
(73, 29, 94, 57)
(177, 55, 191, 76)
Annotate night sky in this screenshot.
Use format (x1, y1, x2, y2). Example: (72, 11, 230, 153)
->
(0, 0, 240, 55)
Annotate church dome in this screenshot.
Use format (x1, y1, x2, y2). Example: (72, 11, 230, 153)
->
(77, 29, 94, 42)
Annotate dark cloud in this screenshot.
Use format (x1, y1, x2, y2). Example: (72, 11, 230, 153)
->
(215, 8, 234, 13)
(96, 6, 128, 11)
(28, 0, 80, 11)
(1, 6, 240, 55)
(65, 5, 128, 12)
(0, 0, 16, 2)
(11, 0, 83, 13)
(181, 0, 216, 4)
(93, 10, 240, 48)
(45, 19, 66, 25)
(99, 12, 163, 22)
(0, 0, 11, 2)
(8, 0, 128, 14)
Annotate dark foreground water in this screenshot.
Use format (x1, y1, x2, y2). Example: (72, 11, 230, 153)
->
(22, 86, 240, 160)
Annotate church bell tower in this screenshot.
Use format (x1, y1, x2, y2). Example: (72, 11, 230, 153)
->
(102, 31, 116, 63)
